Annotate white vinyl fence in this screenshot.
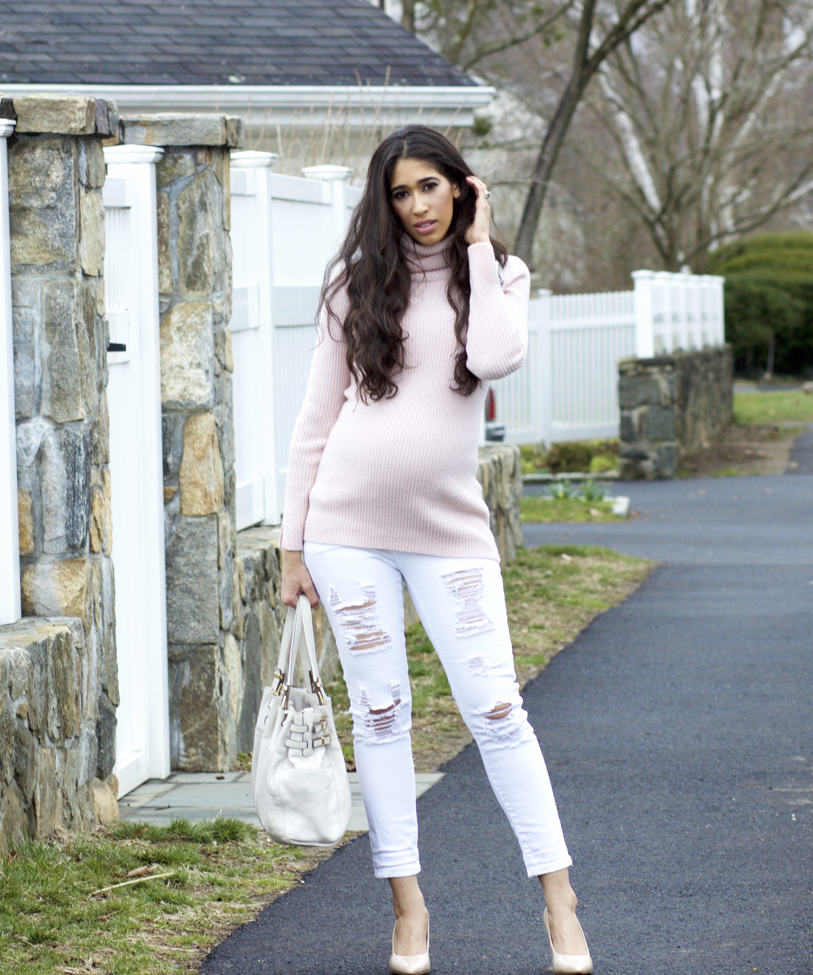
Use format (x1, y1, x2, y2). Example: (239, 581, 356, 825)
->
(230, 155, 362, 529)
(492, 271, 725, 445)
(103, 145, 170, 797)
(0, 119, 19, 625)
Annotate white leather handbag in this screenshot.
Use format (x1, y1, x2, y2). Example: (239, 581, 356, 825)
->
(252, 594, 351, 846)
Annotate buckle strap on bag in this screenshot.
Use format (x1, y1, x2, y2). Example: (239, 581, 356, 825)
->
(284, 712, 332, 755)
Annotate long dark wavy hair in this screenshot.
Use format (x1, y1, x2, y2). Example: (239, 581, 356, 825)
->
(320, 124, 508, 400)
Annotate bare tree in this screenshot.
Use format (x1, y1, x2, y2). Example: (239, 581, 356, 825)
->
(513, 0, 673, 264)
(402, 0, 417, 32)
(588, 0, 813, 269)
(405, 1, 674, 267)
(409, 0, 576, 71)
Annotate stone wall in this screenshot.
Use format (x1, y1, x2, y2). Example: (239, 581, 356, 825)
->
(0, 618, 118, 855)
(477, 442, 523, 564)
(619, 346, 734, 479)
(119, 114, 245, 772)
(0, 94, 121, 851)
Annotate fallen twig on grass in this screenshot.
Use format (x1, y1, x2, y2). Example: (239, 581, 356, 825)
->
(89, 871, 175, 898)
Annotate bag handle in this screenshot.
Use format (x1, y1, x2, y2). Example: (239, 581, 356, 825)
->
(271, 595, 326, 709)
(270, 604, 297, 697)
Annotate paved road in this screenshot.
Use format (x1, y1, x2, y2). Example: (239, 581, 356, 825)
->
(788, 423, 813, 474)
(202, 474, 813, 975)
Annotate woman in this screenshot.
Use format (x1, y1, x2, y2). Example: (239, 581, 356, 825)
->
(280, 125, 592, 975)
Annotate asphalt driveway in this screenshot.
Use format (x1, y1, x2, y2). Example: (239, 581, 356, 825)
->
(202, 473, 813, 975)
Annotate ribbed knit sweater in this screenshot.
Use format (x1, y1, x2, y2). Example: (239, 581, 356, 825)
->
(280, 237, 531, 561)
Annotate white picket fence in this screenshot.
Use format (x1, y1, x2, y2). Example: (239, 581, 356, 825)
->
(492, 271, 725, 445)
(0, 119, 19, 626)
(230, 154, 362, 530)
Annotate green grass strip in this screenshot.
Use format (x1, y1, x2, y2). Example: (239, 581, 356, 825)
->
(734, 390, 813, 425)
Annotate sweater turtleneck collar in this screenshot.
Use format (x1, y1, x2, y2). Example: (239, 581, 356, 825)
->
(400, 233, 454, 276)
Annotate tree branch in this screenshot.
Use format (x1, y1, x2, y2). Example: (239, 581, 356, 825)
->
(514, 0, 672, 265)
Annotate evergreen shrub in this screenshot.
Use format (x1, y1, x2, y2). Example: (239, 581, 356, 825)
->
(707, 232, 813, 375)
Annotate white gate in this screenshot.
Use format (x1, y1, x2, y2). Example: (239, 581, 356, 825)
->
(103, 145, 170, 797)
(230, 152, 277, 531)
(230, 157, 362, 528)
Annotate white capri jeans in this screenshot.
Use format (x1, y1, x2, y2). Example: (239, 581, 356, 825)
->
(303, 542, 572, 880)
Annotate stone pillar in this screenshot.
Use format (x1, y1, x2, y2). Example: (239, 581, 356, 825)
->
(120, 114, 243, 771)
(618, 346, 734, 479)
(0, 94, 121, 848)
(477, 443, 523, 564)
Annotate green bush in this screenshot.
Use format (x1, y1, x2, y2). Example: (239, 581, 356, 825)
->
(589, 453, 618, 473)
(520, 440, 619, 475)
(545, 439, 619, 474)
(706, 232, 813, 375)
(545, 441, 593, 474)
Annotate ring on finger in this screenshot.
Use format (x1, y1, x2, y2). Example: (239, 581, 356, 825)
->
(484, 190, 491, 199)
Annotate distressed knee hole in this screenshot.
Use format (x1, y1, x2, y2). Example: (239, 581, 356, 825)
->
(466, 655, 489, 677)
(442, 567, 495, 638)
(330, 585, 391, 654)
(480, 700, 536, 747)
(358, 682, 408, 742)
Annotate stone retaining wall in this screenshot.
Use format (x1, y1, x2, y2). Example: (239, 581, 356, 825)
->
(0, 95, 120, 851)
(0, 618, 118, 855)
(477, 442, 523, 564)
(619, 346, 734, 479)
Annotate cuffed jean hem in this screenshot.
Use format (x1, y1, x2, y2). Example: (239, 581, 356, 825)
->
(374, 862, 422, 879)
(524, 853, 573, 879)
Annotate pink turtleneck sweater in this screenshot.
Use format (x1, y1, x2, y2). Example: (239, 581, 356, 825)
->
(280, 237, 530, 561)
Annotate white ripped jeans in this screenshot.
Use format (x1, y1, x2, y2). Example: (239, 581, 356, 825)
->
(303, 542, 573, 880)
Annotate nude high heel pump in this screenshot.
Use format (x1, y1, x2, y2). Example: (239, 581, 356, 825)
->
(389, 919, 430, 975)
(543, 908, 593, 974)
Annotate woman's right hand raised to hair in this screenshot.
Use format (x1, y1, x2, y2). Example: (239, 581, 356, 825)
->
(281, 548, 320, 609)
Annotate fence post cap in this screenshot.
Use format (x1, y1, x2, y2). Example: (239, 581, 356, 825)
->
(104, 144, 164, 165)
(631, 269, 656, 280)
(302, 164, 353, 182)
(0, 118, 16, 138)
(536, 288, 553, 297)
(231, 150, 279, 168)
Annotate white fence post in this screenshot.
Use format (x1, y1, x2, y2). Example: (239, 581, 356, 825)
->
(103, 143, 170, 793)
(303, 164, 354, 257)
(0, 119, 19, 626)
(705, 274, 725, 346)
(230, 150, 279, 530)
(632, 270, 655, 359)
(265, 168, 360, 518)
(537, 289, 553, 446)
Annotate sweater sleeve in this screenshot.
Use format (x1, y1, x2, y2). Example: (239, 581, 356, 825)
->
(464, 242, 530, 381)
(280, 290, 352, 550)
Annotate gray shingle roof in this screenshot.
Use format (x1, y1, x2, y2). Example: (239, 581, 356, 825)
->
(0, 0, 478, 88)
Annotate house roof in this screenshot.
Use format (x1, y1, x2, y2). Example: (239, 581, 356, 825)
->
(0, 0, 478, 89)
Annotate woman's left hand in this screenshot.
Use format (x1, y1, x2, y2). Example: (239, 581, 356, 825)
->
(464, 175, 492, 246)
